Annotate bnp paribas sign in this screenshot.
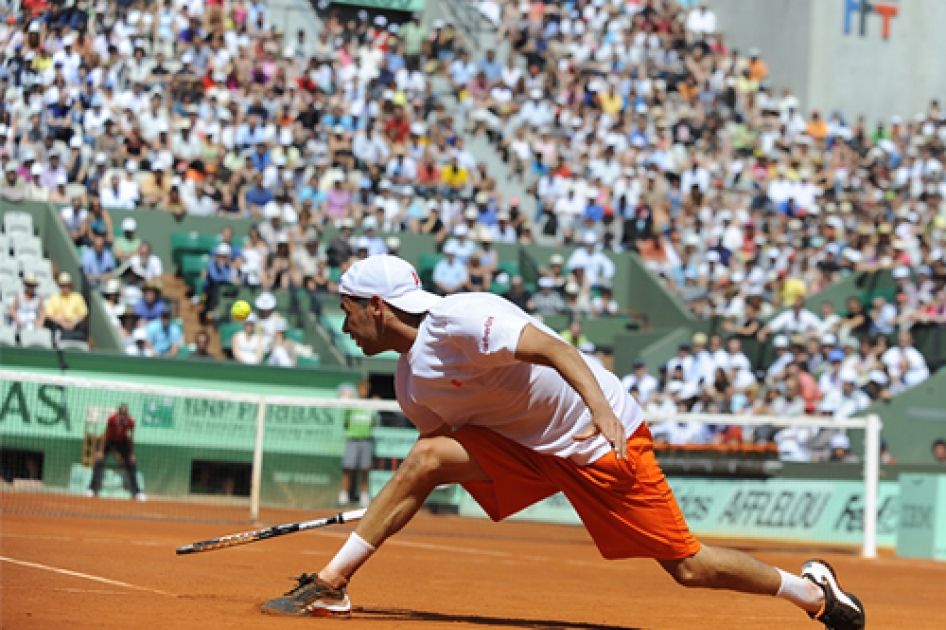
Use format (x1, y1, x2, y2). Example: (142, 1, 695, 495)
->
(843, 0, 899, 40)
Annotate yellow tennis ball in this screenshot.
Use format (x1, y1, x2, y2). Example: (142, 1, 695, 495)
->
(231, 300, 252, 322)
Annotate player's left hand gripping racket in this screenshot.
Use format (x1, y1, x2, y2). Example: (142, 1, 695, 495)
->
(176, 508, 367, 555)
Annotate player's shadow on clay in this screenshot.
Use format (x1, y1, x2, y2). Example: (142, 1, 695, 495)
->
(354, 607, 644, 629)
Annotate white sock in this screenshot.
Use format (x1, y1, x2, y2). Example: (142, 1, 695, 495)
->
(776, 568, 824, 613)
(323, 533, 376, 584)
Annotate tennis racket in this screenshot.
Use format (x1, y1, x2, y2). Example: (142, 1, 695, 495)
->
(176, 508, 367, 555)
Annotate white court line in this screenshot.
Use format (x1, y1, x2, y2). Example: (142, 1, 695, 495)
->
(1, 556, 175, 597)
(56, 588, 131, 595)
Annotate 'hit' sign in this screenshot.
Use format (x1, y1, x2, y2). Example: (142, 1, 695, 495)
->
(843, 0, 899, 40)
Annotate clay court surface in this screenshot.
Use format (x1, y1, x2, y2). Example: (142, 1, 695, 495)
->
(2, 502, 944, 629)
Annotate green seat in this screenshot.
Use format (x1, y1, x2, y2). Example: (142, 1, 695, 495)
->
(418, 254, 443, 290)
(181, 254, 209, 291)
(498, 259, 520, 278)
(296, 355, 321, 368)
(328, 266, 342, 283)
(175, 346, 193, 359)
(172, 232, 219, 267)
(490, 281, 509, 296)
(285, 328, 304, 344)
(219, 322, 243, 350)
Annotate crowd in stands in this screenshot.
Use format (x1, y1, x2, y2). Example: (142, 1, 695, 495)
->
(1, 0, 944, 457)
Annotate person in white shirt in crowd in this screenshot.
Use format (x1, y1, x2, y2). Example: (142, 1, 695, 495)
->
(433, 243, 469, 296)
(590, 283, 620, 318)
(254, 292, 288, 354)
(689, 332, 717, 387)
(725, 337, 753, 375)
(686, 3, 717, 35)
(267, 320, 296, 368)
(127, 242, 164, 283)
(566, 232, 616, 288)
(881, 331, 930, 388)
(820, 368, 871, 420)
(491, 211, 518, 243)
(767, 335, 795, 381)
(818, 349, 846, 399)
(666, 342, 696, 384)
(127, 327, 156, 357)
(758, 298, 822, 342)
(444, 224, 477, 265)
(621, 360, 659, 404)
(101, 175, 137, 209)
(232, 314, 263, 365)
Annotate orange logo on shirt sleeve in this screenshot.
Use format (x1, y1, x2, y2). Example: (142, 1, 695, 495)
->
(411, 271, 420, 286)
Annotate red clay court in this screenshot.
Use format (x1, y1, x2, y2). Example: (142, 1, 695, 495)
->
(2, 504, 944, 629)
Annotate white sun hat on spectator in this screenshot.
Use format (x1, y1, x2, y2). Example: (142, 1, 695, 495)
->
(215, 243, 232, 257)
(122, 218, 137, 232)
(840, 367, 858, 383)
(892, 266, 911, 279)
(773, 335, 789, 349)
(69, 136, 82, 148)
(265, 202, 282, 219)
(132, 328, 148, 342)
(340, 255, 441, 314)
(454, 224, 468, 237)
(255, 292, 277, 311)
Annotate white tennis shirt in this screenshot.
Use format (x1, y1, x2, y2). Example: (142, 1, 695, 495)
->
(395, 293, 644, 466)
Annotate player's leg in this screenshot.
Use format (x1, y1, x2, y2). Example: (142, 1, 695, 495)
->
(262, 435, 489, 617)
(87, 442, 109, 497)
(322, 435, 489, 583)
(659, 548, 865, 629)
(117, 441, 142, 499)
(659, 545, 811, 604)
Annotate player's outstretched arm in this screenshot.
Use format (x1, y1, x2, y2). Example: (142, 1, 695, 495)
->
(514, 324, 627, 458)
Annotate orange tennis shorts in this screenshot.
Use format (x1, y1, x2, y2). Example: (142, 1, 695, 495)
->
(452, 423, 701, 561)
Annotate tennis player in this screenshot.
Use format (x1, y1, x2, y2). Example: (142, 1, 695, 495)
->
(263, 255, 864, 629)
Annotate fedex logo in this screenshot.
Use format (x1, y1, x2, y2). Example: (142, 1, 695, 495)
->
(843, 0, 899, 40)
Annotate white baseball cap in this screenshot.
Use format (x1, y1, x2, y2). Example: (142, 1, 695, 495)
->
(255, 292, 276, 310)
(122, 217, 137, 232)
(339, 255, 441, 315)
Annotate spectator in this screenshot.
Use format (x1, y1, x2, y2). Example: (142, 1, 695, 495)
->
(232, 316, 263, 365)
(133, 282, 168, 323)
(933, 439, 946, 464)
(820, 368, 871, 419)
(127, 327, 156, 357)
(590, 283, 620, 318)
(61, 196, 89, 246)
(202, 243, 236, 319)
(113, 218, 142, 263)
(128, 241, 164, 282)
(189, 331, 217, 360)
(622, 360, 659, 405)
(828, 434, 860, 463)
(8, 273, 45, 331)
(145, 309, 184, 358)
(432, 244, 468, 295)
(81, 234, 116, 290)
(881, 331, 930, 389)
(255, 292, 287, 352)
(45, 272, 88, 341)
(267, 320, 296, 368)
(532, 277, 566, 316)
(503, 275, 533, 312)
(566, 233, 616, 288)
(758, 298, 822, 342)
(559, 320, 590, 348)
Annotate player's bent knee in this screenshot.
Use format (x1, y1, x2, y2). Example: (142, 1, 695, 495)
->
(662, 558, 714, 589)
(399, 439, 447, 486)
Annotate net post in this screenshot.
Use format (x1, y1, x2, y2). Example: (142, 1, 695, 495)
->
(250, 396, 267, 522)
(862, 414, 881, 559)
